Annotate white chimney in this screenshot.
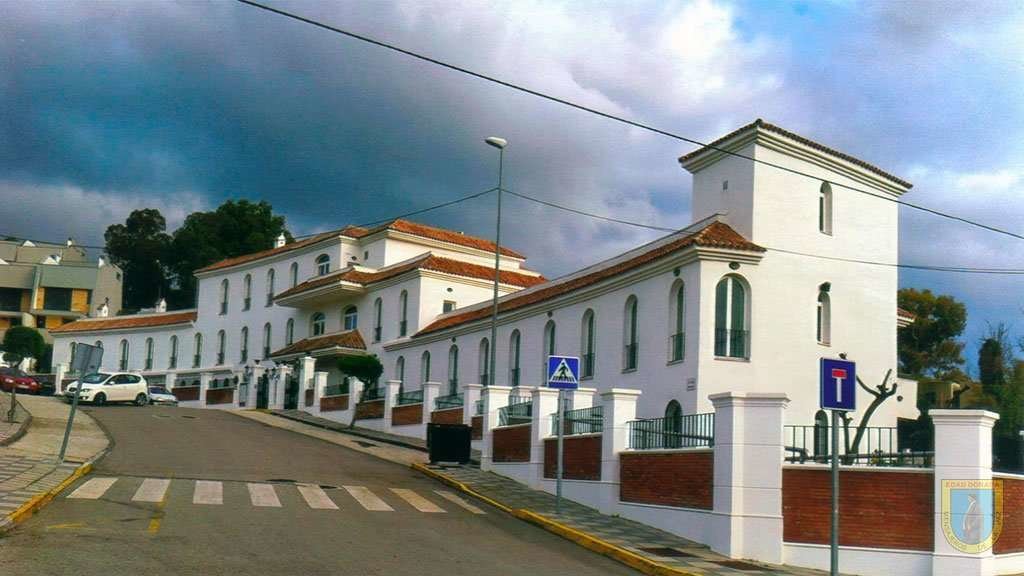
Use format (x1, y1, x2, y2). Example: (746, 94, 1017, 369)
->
(275, 233, 286, 248)
(97, 302, 109, 318)
(156, 298, 167, 313)
(66, 237, 74, 247)
(97, 255, 106, 267)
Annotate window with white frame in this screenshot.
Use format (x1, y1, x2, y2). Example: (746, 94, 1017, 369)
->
(819, 182, 833, 235)
(581, 310, 596, 378)
(670, 280, 685, 362)
(315, 254, 330, 276)
(193, 333, 202, 367)
(447, 345, 459, 395)
(285, 318, 294, 345)
(714, 275, 750, 359)
(817, 284, 831, 345)
(290, 262, 298, 288)
(169, 335, 178, 369)
(311, 312, 326, 337)
(240, 326, 249, 363)
(144, 338, 154, 371)
(243, 274, 252, 311)
(509, 329, 521, 387)
(373, 298, 382, 342)
(263, 322, 272, 358)
(266, 269, 275, 307)
(443, 300, 456, 313)
(421, 350, 431, 383)
(343, 306, 357, 331)
(478, 338, 490, 385)
(398, 290, 408, 336)
(623, 296, 638, 370)
(219, 279, 229, 315)
(216, 330, 226, 365)
(119, 339, 129, 371)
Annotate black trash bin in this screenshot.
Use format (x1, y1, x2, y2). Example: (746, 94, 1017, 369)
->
(427, 423, 472, 464)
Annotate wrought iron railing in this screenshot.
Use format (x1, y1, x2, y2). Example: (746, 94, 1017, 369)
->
(435, 393, 464, 410)
(361, 386, 386, 402)
(784, 424, 933, 467)
(628, 413, 715, 449)
(623, 343, 638, 370)
(551, 405, 603, 435)
(669, 332, 685, 362)
(396, 389, 424, 406)
(714, 328, 749, 359)
(499, 396, 533, 426)
(323, 384, 347, 397)
(475, 398, 484, 415)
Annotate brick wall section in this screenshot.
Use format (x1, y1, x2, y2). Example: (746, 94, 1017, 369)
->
(172, 386, 200, 402)
(996, 476, 1024, 554)
(304, 389, 314, 406)
(543, 435, 601, 480)
(471, 416, 483, 440)
(355, 399, 384, 420)
(493, 424, 531, 462)
(320, 394, 348, 412)
(392, 403, 423, 426)
(783, 468, 933, 551)
(620, 450, 713, 510)
(431, 407, 463, 425)
(205, 387, 234, 405)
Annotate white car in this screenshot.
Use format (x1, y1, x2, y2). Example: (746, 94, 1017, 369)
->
(148, 386, 178, 406)
(64, 372, 149, 406)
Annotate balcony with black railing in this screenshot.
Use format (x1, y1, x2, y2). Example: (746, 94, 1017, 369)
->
(434, 393, 464, 410)
(714, 328, 749, 359)
(396, 389, 424, 406)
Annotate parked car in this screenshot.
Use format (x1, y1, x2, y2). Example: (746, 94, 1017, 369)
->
(148, 386, 178, 406)
(0, 367, 41, 395)
(64, 372, 149, 406)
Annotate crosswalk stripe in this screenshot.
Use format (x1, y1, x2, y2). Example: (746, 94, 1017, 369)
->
(390, 488, 445, 513)
(193, 480, 223, 505)
(434, 490, 486, 514)
(67, 477, 117, 499)
(296, 484, 337, 510)
(343, 485, 393, 511)
(132, 478, 170, 503)
(248, 483, 281, 507)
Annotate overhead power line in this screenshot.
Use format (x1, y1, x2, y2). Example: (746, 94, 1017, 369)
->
(235, 0, 1024, 243)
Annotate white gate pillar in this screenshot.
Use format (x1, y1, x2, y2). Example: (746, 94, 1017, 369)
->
(480, 386, 512, 472)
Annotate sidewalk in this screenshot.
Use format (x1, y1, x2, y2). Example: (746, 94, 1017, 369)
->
(0, 393, 31, 446)
(0, 395, 109, 533)
(237, 408, 829, 576)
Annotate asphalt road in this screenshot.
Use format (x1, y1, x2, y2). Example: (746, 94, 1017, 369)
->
(0, 404, 637, 576)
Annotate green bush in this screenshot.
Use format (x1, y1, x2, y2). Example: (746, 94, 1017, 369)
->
(1, 326, 45, 364)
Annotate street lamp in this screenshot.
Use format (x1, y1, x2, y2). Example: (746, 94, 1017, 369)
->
(485, 137, 507, 387)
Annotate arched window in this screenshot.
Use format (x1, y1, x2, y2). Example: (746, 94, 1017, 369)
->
(193, 333, 202, 368)
(670, 281, 685, 362)
(665, 400, 682, 449)
(315, 254, 330, 276)
(817, 285, 831, 345)
(216, 330, 226, 365)
(543, 320, 557, 383)
(95, 340, 103, 349)
(144, 338, 154, 370)
(398, 290, 408, 336)
(285, 318, 294, 345)
(289, 262, 299, 288)
(262, 322, 272, 359)
(169, 335, 178, 369)
(219, 279, 229, 315)
(343, 305, 358, 331)
(714, 275, 750, 359)
(623, 296, 639, 370)
(819, 182, 833, 235)
(447, 345, 459, 395)
(243, 274, 252, 310)
(266, 269, 276, 307)
(311, 312, 326, 336)
(421, 350, 431, 383)
(119, 339, 129, 371)
(240, 327, 249, 363)
(478, 338, 490, 385)
(373, 298, 383, 342)
(581, 310, 596, 378)
(395, 356, 405, 394)
(509, 330, 521, 387)
(68, 341, 78, 369)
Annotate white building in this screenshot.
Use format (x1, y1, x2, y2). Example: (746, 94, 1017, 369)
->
(50, 120, 918, 429)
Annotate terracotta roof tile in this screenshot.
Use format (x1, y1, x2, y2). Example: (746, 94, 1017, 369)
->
(194, 230, 344, 274)
(416, 221, 762, 336)
(50, 311, 198, 334)
(275, 254, 545, 301)
(897, 307, 916, 320)
(269, 330, 366, 357)
(678, 119, 912, 189)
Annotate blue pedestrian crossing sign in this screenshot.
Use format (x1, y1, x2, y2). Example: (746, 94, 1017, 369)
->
(547, 356, 580, 390)
(820, 357, 856, 411)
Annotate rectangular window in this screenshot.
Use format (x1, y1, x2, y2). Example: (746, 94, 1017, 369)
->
(443, 301, 456, 313)
(0, 288, 21, 312)
(714, 280, 729, 357)
(43, 287, 73, 311)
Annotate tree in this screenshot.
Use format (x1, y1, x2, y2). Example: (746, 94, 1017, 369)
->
(104, 208, 172, 311)
(166, 200, 291, 308)
(978, 325, 1011, 402)
(337, 354, 384, 388)
(1, 326, 46, 365)
(897, 288, 967, 378)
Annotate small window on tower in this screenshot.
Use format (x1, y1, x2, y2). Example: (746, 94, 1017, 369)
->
(819, 182, 833, 235)
(443, 301, 456, 313)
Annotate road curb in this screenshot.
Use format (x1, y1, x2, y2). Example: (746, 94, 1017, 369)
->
(409, 463, 697, 576)
(0, 460, 93, 534)
(0, 409, 32, 447)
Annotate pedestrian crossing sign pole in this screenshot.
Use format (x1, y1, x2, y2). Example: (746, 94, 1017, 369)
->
(547, 355, 580, 514)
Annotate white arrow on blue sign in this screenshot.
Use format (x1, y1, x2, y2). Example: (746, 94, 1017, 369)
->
(547, 356, 580, 390)
(820, 358, 856, 411)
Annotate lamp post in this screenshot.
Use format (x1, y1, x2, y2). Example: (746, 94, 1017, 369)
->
(485, 137, 507, 388)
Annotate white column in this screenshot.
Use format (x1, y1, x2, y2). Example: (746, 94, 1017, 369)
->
(199, 372, 211, 409)
(164, 371, 177, 393)
(570, 387, 596, 410)
(480, 385, 512, 472)
(271, 367, 288, 409)
(709, 392, 789, 564)
(599, 388, 641, 512)
(422, 381, 442, 424)
(313, 372, 328, 414)
(54, 363, 67, 393)
(931, 409, 1000, 576)
(299, 356, 316, 412)
(463, 383, 483, 425)
(346, 377, 364, 424)
(530, 387, 560, 489)
(383, 379, 402, 430)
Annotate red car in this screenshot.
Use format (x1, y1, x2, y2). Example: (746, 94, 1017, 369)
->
(0, 367, 41, 395)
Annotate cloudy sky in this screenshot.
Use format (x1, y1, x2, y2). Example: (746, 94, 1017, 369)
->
(2, 0, 1023, 368)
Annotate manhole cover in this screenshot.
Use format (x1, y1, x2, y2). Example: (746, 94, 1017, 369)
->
(710, 560, 765, 571)
(637, 547, 698, 558)
(354, 441, 377, 448)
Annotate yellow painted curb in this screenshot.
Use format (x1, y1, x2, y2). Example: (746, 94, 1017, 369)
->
(3, 461, 93, 530)
(410, 463, 698, 576)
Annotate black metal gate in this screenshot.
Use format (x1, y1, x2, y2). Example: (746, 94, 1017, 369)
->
(256, 374, 269, 409)
(283, 375, 299, 410)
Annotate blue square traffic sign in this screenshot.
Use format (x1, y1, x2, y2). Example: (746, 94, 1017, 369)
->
(547, 356, 580, 390)
(820, 358, 856, 411)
